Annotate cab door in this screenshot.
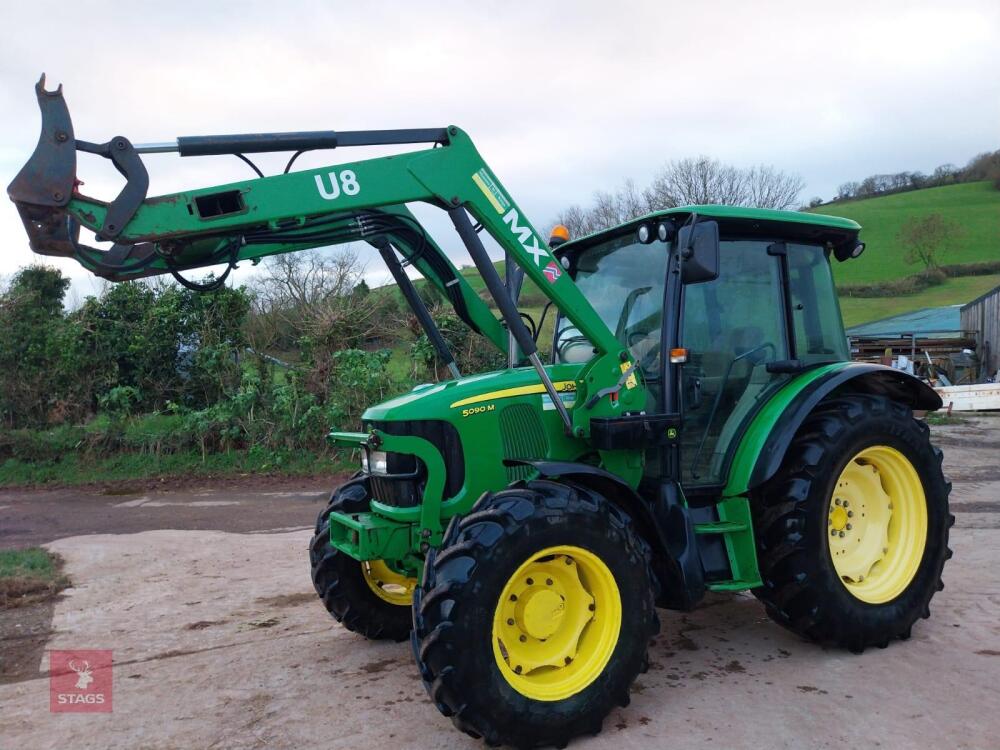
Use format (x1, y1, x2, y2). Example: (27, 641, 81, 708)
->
(678, 240, 792, 485)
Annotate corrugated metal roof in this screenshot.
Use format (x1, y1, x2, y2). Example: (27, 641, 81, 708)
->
(846, 305, 963, 337)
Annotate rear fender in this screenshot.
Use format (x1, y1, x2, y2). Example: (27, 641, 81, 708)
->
(728, 362, 941, 496)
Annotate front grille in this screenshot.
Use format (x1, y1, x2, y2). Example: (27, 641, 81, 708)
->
(364, 419, 464, 507)
(499, 404, 548, 482)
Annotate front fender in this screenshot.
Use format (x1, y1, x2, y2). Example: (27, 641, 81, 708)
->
(506, 459, 705, 610)
(724, 362, 941, 497)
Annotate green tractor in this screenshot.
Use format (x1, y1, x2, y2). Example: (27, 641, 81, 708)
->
(10, 77, 952, 748)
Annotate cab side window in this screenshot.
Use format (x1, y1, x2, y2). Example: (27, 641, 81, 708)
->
(680, 241, 790, 484)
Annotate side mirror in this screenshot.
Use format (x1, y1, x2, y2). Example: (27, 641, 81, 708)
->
(678, 220, 720, 284)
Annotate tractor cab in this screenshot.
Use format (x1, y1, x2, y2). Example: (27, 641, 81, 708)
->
(551, 206, 862, 488)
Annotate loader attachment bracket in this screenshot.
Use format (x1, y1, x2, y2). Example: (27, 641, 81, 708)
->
(7, 75, 150, 259)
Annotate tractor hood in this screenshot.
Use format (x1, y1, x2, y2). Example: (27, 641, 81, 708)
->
(361, 363, 584, 424)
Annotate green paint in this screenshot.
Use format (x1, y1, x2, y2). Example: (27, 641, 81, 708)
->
(722, 362, 850, 498)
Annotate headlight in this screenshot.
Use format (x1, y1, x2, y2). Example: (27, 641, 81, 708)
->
(365, 450, 388, 476)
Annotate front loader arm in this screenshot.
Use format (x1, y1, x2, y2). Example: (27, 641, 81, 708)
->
(8, 76, 643, 437)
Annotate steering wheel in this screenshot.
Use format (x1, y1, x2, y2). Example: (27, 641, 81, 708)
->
(626, 330, 662, 372)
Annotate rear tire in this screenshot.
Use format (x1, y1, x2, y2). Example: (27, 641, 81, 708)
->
(309, 475, 414, 642)
(412, 479, 658, 748)
(752, 395, 953, 652)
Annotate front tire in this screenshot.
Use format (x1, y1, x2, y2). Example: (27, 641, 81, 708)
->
(752, 395, 953, 652)
(309, 476, 415, 642)
(412, 479, 658, 748)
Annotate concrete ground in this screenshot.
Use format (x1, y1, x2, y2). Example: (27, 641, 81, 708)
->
(0, 417, 998, 749)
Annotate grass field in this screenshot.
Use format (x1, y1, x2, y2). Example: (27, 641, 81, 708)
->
(0, 548, 68, 608)
(838, 273, 1000, 328)
(810, 181, 1000, 286)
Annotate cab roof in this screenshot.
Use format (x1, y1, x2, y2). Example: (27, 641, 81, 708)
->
(559, 204, 862, 253)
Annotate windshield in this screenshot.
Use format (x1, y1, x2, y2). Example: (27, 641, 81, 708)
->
(553, 234, 667, 372)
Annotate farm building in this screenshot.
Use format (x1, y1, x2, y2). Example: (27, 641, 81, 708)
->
(846, 305, 978, 384)
(961, 283, 1000, 379)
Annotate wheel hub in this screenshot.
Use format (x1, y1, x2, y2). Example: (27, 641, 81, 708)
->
(828, 445, 928, 604)
(492, 546, 621, 702)
(362, 559, 417, 606)
(520, 588, 567, 640)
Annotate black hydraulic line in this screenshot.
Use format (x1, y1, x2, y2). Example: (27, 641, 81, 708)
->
(167, 237, 242, 292)
(448, 206, 573, 432)
(177, 128, 450, 157)
(449, 207, 536, 357)
(234, 153, 264, 178)
(374, 238, 460, 380)
(505, 255, 526, 367)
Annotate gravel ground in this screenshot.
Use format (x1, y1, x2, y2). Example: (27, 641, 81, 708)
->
(0, 417, 997, 749)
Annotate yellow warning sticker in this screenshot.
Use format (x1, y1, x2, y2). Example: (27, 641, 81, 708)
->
(471, 168, 510, 214)
(620, 361, 638, 390)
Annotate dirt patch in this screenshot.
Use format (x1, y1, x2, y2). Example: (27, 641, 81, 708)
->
(0, 596, 56, 683)
(255, 592, 315, 608)
(0, 550, 69, 609)
(796, 685, 829, 694)
(242, 617, 281, 630)
(0, 573, 67, 609)
(362, 658, 399, 674)
(0, 483, 334, 548)
(975, 649, 1000, 656)
(185, 620, 226, 631)
(5, 470, 351, 495)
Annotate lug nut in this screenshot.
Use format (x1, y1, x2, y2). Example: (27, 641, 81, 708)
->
(831, 529, 837, 537)
(843, 501, 849, 508)
(565, 657, 573, 665)
(546, 578, 553, 586)
(564, 557, 573, 565)
(526, 578, 534, 585)
(514, 665, 523, 674)
(509, 594, 517, 602)
(839, 531, 845, 538)
(847, 511, 854, 518)
(846, 524, 852, 531)
(588, 603, 595, 611)
(519, 635, 527, 643)
(507, 618, 515, 626)
(835, 499, 841, 506)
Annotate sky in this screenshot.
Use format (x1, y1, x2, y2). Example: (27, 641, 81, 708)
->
(1, 0, 998, 303)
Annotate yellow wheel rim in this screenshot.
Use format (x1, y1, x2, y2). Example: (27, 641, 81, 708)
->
(361, 560, 416, 606)
(828, 445, 928, 604)
(492, 545, 622, 702)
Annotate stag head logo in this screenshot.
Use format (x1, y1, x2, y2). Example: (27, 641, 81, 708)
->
(50, 649, 113, 713)
(68, 659, 94, 690)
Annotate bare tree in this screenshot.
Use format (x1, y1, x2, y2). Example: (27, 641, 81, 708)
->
(556, 179, 651, 239)
(554, 157, 806, 236)
(897, 213, 962, 271)
(743, 164, 806, 210)
(644, 156, 749, 208)
(246, 247, 396, 356)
